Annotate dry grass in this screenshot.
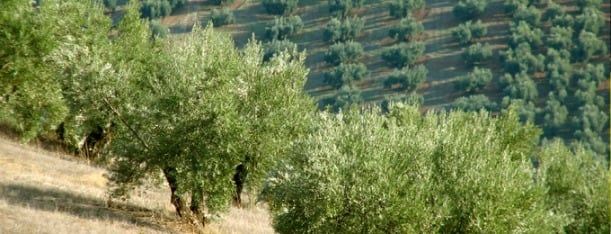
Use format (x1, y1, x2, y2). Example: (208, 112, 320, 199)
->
(0, 134, 273, 234)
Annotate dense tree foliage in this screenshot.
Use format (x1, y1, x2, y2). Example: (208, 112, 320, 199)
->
(323, 17, 365, 43)
(454, 67, 492, 93)
(381, 42, 426, 68)
(461, 42, 493, 66)
(262, 105, 607, 233)
(262, 0, 299, 15)
(324, 63, 368, 89)
(262, 39, 299, 61)
(383, 65, 428, 92)
(500, 71, 538, 102)
(324, 41, 364, 65)
(500, 43, 545, 75)
(453, 0, 489, 20)
(388, 0, 426, 19)
(509, 21, 543, 47)
(512, 5, 541, 27)
(328, 0, 363, 17)
(140, 0, 186, 19)
(452, 20, 487, 45)
(210, 8, 235, 27)
(265, 16, 304, 40)
(388, 16, 424, 42)
(451, 94, 496, 111)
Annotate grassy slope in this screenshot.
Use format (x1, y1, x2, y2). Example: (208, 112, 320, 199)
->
(0, 134, 273, 234)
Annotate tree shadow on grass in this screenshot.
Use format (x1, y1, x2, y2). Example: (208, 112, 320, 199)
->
(0, 182, 173, 232)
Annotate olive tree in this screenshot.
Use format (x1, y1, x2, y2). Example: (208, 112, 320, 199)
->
(107, 19, 316, 228)
(262, 0, 299, 15)
(324, 41, 364, 65)
(451, 94, 496, 111)
(388, 16, 424, 42)
(388, 0, 426, 19)
(453, 0, 489, 20)
(383, 65, 428, 91)
(452, 20, 487, 45)
(454, 67, 492, 93)
(381, 42, 426, 68)
(462, 42, 493, 66)
(266, 16, 304, 40)
(262, 105, 567, 233)
(324, 63, 368, 89)
(323, 17, 365, 43)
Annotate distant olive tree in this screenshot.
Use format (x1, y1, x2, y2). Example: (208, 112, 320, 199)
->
(452, 20, 487, 45)
(462, 42, 493, 66)
(381, 42, 426, 68)
(388, 16, 424, 42)
(324, 17, 365, 43)
(324, 41, 364, 65)
(262, 0, 298, 15)
(454, 67, 492, 93)
(451, 94, 496, 111)
(509, 21, 543, 48)
(383, 65, 428, 92)
(210, 8, 235, 27)
(453, 0, 489, 20)
(388, 0, 426, 18)
(499, 71, 538, 102)
(265, 16, 304, 40)
(324, 63, 368, 89)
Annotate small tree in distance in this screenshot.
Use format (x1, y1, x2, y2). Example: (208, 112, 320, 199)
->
(454, 66, 492, 93)
(262, 0, 298, 15)
(388, 0, 426, 19)
(453, 0, 489, 20)
(383, 64, 428, 92)
(462, 42, 493, 66)
(388, 16, 424, 42)
(324, 17, 365, 43)
(265, 15, 304, 40)
(452, 20, 487, 45)
(324, 63, 368, 89)
(381, 42, 426, 68)
(324, 41, 364, 65)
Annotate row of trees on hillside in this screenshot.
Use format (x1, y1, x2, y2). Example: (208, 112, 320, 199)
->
(450, 0, 609, 155)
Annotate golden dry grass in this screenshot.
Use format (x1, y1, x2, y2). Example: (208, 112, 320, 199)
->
(0, 134, 273, 234)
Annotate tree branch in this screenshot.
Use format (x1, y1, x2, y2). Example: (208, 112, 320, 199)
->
(103, 98, 150, 151)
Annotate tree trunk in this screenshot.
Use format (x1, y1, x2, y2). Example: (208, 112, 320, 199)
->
(163, 166, 187, 217)
(233, 163, 247, 207)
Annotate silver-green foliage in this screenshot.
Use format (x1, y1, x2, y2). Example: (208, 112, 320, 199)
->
(263, 105, 571, 233)
(108, 22, 315, 223)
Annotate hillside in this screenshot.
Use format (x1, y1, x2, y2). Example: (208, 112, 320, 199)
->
(0, 134, 273, 234)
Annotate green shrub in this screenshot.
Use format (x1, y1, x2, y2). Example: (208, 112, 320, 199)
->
(262, 39, 299, 61)
(150, 19, 169, 39)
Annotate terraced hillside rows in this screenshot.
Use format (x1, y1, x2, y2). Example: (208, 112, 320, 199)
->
(146, 0, 610, 152)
